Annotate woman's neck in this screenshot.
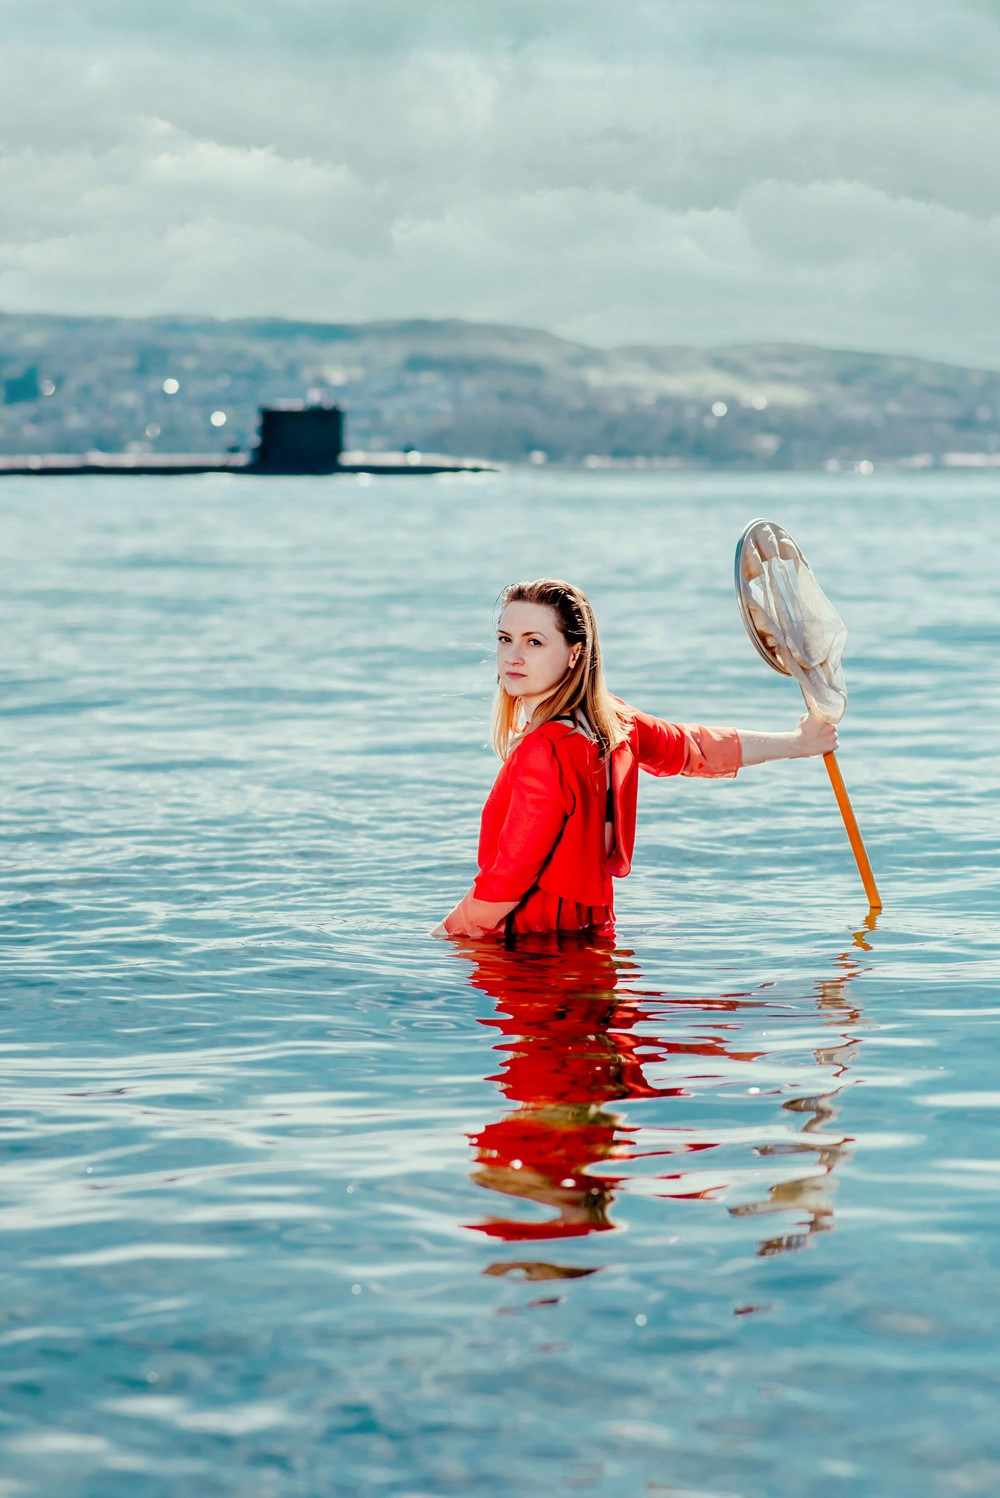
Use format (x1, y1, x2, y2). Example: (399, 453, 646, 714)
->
(519, 692, 550, 722)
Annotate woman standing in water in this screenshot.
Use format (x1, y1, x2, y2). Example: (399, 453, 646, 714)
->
(432, 578, 835, 939)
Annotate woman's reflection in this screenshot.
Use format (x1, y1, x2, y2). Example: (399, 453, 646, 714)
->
(452, 920, 873, 1271)
(462, 936, 652, 1249)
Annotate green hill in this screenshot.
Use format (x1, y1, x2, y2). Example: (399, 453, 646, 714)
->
(2, 311, 998, 468)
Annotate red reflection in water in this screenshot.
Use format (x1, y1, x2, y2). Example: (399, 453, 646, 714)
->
(452, 923, 871, 1261)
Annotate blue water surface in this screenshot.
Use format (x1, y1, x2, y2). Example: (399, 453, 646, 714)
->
(1, 470, 998, 1497)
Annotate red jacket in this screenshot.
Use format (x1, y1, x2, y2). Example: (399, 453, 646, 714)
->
(471, 703, 741, 908)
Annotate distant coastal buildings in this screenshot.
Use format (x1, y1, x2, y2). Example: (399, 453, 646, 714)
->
(0, 402, 496, 478)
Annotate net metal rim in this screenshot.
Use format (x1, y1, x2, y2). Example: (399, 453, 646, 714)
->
(734, 516, 793, 678)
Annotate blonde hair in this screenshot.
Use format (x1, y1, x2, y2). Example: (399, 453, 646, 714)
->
(491, 578, 631, 760)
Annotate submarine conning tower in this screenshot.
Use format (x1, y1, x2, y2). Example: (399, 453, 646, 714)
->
(251, 401, 344, 474)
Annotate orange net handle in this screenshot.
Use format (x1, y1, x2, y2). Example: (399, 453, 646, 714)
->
(823, 751, 882, 911)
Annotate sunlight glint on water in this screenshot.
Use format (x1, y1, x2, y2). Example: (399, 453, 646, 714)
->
(1, 470, 998, 1497)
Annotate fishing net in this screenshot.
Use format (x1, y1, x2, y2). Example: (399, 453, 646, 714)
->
(735, 518, 848, 725)
(734, 516, 881, 910)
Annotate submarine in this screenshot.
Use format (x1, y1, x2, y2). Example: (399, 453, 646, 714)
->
(0, 401, 496, 477)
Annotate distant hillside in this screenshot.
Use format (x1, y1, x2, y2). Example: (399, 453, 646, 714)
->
(1, 311, 999, 469)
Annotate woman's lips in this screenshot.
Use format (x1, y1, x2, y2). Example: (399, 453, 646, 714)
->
(505, 671, 526, 679)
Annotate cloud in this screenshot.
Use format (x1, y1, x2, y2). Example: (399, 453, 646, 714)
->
(1, 0, 998, 365)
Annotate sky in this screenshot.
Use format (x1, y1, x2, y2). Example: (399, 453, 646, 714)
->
(2, 0, 999, 366)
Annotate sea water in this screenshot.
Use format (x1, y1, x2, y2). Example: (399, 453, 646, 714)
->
(1, 469, 998, 1497)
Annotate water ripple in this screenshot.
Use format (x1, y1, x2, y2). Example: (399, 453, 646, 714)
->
(0, 472, 997, 1497)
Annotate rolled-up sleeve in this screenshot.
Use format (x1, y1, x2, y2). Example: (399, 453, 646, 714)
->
(473, 734, 571, 902)
(442, 891, 517, 936)
(634, 710, 741, 779)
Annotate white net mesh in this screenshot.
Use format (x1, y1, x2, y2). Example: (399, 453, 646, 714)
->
(738, 520, 848, 725)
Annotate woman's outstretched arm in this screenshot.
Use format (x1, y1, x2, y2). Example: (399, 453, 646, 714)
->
(737, 713, 838, 765)
(634, 707, 835, 777)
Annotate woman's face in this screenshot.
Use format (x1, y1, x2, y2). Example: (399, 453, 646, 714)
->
(497, 602, 581, 708)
